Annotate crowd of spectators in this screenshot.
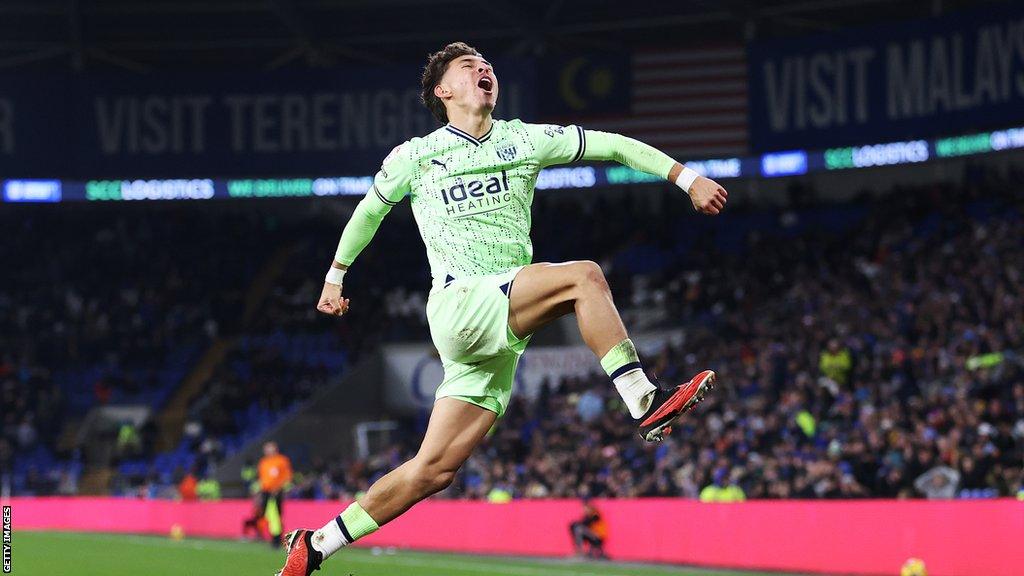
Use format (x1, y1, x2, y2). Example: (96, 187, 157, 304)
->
(0, 360, 71, 494)
(107, 194, 442, 495)
(99, 200, 417, 495)
(6, 166, 1022, 502)
(1, 204, 281, 494)
(282, 171, 1024, 501)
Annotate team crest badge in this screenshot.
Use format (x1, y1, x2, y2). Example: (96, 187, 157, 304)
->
(495, 142, 518, 161)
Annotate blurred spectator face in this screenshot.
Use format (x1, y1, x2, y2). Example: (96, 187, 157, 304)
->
(263, 441, 278, 457)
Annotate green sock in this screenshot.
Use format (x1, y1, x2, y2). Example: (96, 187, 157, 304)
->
(600, 338, 656, 419)
(312, 501, 380, 559)
(340, 502, 379, 541)
(600, 339, 641, 377)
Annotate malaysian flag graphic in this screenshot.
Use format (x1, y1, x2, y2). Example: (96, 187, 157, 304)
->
(544, 45, 749, 159)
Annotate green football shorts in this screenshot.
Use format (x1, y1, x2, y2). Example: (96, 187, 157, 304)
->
(426, 266, 531, 418)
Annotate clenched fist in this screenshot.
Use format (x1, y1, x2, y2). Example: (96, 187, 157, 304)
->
(316, 282, 350, 316)
(688, 176, 729, 215)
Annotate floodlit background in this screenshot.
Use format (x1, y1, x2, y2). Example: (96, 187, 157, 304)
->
(1, 1, 1022, 575)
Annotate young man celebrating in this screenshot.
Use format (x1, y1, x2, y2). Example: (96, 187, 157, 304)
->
(276, 42, 727, 575)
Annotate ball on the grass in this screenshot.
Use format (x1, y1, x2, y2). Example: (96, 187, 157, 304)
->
(170, 523, 185, 541)
(900, 558, 927, 576)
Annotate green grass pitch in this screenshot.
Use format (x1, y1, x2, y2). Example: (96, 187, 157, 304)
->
(13, 531, 821, 576)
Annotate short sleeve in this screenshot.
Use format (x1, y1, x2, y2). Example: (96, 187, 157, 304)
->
(372, 142, 414, 205)
(525, 123, 586, 167)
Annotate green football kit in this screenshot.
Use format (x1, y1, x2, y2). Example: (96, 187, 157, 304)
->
(335, 119, 677, 416)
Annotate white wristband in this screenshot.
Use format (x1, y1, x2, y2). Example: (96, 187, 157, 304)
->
(674, 166, 700, 192)
(325, 267, 347, 286)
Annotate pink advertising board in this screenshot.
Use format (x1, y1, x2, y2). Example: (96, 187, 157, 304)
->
(10, 497, 1022, 576)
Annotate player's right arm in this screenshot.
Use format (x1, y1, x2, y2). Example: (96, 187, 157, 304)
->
(317, 143, 413, 317)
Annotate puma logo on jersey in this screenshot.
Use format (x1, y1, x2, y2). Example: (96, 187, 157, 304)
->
(431, 159, 448, 170)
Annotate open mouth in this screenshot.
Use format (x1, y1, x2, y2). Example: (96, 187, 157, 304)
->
(477, 77, 493, 93)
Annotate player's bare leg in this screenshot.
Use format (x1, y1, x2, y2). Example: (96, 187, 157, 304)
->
(508, 260, 626, 357)
(509, 260, 714, 441)
(358, 397, 496, 523)
(276, 398, 495, 576)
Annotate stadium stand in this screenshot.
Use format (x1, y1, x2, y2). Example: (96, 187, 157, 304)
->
(6, 167, 1022, 502)
(281, 172, 1024, 501)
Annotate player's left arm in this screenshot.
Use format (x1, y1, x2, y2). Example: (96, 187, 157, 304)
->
(584, 129, 727, 215)
(527, 123, 727, 215)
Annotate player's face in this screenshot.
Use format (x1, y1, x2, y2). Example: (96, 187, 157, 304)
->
(438, 55, 498, 115)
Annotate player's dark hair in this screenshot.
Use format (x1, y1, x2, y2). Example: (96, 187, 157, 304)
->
(421, 41, 482, 125)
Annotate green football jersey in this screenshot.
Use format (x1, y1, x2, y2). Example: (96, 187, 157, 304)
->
(373, 119, 586, 285)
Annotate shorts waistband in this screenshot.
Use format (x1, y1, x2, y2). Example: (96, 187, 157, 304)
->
(429, 273, 456, 294)
(429, 269, 519, 294)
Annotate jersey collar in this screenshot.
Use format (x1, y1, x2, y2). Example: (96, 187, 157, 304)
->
(445, 122, 494, 147)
